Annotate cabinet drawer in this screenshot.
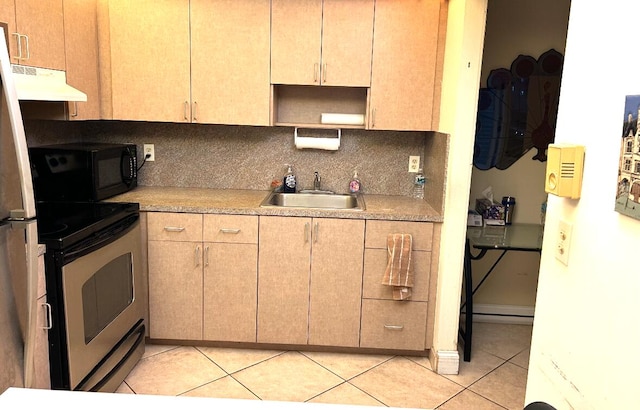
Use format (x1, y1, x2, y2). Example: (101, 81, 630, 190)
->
(362, 249, 431, 301)
(147, 212, 202, 242)
(365, 221, 433, 251)
(360, 299, 427, 351)
(203, 214, 258, 244)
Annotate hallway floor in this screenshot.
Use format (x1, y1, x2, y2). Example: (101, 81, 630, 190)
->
(116, 322, 533, 409)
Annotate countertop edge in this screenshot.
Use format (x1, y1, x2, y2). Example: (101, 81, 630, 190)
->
(109, 186, 443, 223)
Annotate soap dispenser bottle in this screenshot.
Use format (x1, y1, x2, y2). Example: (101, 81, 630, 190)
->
(349, 170, 361, 194)
(283, 164, 297, 193)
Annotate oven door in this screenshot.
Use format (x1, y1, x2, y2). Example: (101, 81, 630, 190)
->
(61, 219, 145, 391)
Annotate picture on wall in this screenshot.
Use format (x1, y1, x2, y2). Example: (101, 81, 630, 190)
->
(616, 94, 640, 220)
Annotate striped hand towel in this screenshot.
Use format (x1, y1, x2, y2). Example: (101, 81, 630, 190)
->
(381, 233, 414, 301)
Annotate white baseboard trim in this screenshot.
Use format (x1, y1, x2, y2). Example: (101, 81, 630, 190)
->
(461, 304, 534, 325)
(431, 349, 459, 375)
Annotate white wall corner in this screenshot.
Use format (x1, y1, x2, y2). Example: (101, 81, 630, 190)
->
(430, 349, 460, 375)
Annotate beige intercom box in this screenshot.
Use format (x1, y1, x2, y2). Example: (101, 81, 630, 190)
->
(545, 144, 585, 199)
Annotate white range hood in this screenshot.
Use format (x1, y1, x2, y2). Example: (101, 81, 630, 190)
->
(12, 64, 87, 102)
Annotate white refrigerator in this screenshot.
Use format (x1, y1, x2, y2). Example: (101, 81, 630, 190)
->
(0, 27, 40, 393)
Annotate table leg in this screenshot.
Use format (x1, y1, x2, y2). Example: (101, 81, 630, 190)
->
(462, 239, 473, 361)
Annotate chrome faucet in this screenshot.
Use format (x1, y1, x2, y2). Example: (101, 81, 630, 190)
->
(313, 172, 321, 191)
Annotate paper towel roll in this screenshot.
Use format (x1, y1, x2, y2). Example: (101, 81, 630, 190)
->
(294, 128, 341, 150)
(320, 113, 365, 126)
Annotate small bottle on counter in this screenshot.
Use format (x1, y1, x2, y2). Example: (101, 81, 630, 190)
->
(283, 164, 297, 193)
(413, 168, 425, 199)
(502, 196, 516, 225)
(349, 170, 361, 194)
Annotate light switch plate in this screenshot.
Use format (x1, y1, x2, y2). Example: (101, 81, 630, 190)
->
(555, 219, 572, 265)
(409, 156, 420, 172)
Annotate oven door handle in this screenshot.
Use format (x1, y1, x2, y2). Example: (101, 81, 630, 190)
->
(64, 215, 138, 263)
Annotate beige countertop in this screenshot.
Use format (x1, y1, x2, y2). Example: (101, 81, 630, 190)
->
(109, 186, 443, 222)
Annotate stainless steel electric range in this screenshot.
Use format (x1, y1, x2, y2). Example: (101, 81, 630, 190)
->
(37, 200, 145, 392)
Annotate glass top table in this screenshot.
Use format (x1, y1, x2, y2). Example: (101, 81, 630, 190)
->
(460, 223, 543, 362)
(467, 223, 543, 252)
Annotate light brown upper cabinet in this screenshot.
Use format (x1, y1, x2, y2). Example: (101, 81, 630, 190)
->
(190, 0, 270, 126)
(64, 0, 101, 120)
(368, 0, 444, 131)
(271, 0, 374, 87)
(100, 0, 191, 122)
(0, 0, 65, 70)
(100, 0, 270, 125)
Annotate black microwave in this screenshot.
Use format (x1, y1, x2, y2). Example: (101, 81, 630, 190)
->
(29, 142, 138, 202)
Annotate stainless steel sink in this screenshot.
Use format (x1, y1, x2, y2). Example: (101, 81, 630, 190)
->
(260, 192, 365, 211)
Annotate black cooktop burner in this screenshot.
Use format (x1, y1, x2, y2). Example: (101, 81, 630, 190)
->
(36, 201, 139, 250)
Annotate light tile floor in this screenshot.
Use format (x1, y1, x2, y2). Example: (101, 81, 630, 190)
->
(116, 322, 533, 410)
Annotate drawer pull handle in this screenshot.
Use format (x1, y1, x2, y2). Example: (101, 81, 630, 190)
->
(204, 246, 209, 267)
(384, 324, 404, 331)
(314, 222, 319, 243)
(164, 226, 185, 232)
(195, 245, 201, 267)
(42, 302, 52, 330)
(220, 228, 240, 234)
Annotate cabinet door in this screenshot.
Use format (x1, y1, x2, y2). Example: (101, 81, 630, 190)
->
(271, 0, 322, 85)
(0, 0, 17, 60)
(369, 0, 442, 131)
(203, 242, 257, 342)
(257, 216, 311, 344)
(14, 0, 65, 70)
(320, 0, 374, 87)
(148, 241, 203, 340)
(191, 0, 270, 126)
(308, 218, 364, 347)
(107, 0, 191, 122)
(64, 0, 101, 120)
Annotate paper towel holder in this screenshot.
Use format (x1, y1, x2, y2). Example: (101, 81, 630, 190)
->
(294, 127, 341, 151)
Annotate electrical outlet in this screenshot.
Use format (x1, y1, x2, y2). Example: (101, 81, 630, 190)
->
(555, 219, 573, 265)
(143, 144, 155, 162)
(409, 156, 420, 172)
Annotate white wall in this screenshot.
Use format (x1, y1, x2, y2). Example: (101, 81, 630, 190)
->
(526, 1, 640, 408)
(469, 0, 570, 309)
(431, 0, 487, 373)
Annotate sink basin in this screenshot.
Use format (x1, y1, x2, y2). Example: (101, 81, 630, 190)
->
(260, 192, 365, 211)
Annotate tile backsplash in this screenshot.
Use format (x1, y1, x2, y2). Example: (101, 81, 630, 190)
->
(25, 120, 444, 197)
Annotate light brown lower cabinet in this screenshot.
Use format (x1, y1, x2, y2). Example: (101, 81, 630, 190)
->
(257, 216, 364, 347)
(360, 220, 437, 351)
(148, 240, 203, 340)
(145, 212, 439, 352)
(203, 242, 257, 343)
(147, 212, 258, 342)
(360, 299, 428, 351)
